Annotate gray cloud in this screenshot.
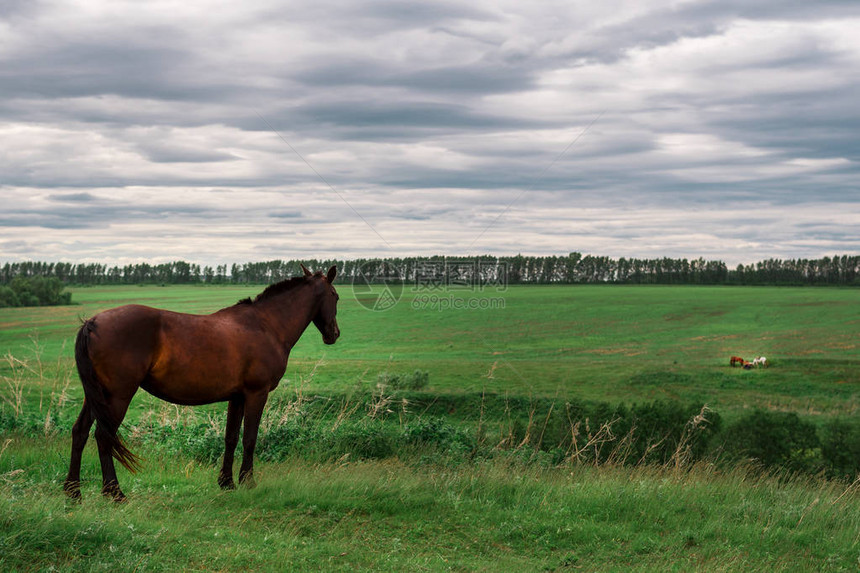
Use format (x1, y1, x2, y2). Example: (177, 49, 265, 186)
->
(0, 1, 858, 265)
(296, 61, 536, 95)
(46, 192, 101, 203)
(136, 145, 240, 164)
(268, 211, 304, 219)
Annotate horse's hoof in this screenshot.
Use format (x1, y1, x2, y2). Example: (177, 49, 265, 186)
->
(63, 480, 82, 500)
(218, 471, 236, 490)
(238, 472, 257, 489)
(102, 483, 127, 503)
(104, 490, 128, 503)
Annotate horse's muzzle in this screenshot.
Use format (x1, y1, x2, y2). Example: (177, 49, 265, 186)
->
(323, 323, 340, 345)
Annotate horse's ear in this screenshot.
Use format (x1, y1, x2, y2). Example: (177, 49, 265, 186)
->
(327, 265, 337, 283)
(301, 263, 312, 277)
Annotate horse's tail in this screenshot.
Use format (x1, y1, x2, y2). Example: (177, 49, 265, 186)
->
(75, 319, 140, 473)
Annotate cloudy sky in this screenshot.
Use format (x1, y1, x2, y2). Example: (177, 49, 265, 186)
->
(1, 1, 858, 266)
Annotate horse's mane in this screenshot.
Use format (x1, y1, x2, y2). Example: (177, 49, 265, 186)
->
(235, 273, 322, 306)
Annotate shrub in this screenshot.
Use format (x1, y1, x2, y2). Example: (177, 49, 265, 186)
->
(820, 418, 860, 480)
(721, 410, 819, 472)
(325, 421, 397, 460)
(257, 419, 306, 462)
(0, 408, 71, 436)
(403, 417, 474, 453)
(182, 423, 226, 465)
(506, 399, 718, 467)
(0, 409, 21, 433)
(0, 286, 19, 308)
(0, 277, 72, 307)
(629, 401, 720, 464)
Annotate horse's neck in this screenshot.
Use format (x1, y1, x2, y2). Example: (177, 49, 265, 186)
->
(255, 284, 319, 350)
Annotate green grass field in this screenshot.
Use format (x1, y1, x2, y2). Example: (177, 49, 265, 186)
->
(2, 284, 859, 570)
(3, 283, 857, 417)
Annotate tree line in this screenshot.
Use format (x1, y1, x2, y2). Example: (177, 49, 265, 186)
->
(1, 254, 858, 287)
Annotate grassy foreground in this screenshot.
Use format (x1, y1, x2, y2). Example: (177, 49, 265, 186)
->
(2, 437, 860, 572)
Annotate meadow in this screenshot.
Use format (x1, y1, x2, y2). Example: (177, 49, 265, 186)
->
(1, 283, 859, 570)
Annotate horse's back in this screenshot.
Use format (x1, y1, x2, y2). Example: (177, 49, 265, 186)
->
(148, 306, 285, 404)
(84, 303, 285, 404)
(90, 304, 163, 346)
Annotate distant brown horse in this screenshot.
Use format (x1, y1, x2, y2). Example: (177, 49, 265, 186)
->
(730, 356, 744, 367)
(64, 265, 340, 501)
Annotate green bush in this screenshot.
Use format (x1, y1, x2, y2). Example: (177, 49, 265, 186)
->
(721, 410, 820, 472)
(0, 408, 74, 436)
(30, 391, 846, 478)
(0, 286, 19, 307)
(502, 399, 718, 466)
(257, 419, 306, 462)
(820, 418, 860, 480)
(0, 276, 72, 307)
(263, 419, 399, 462)
(403, 417, 474, 453)
(325, 421, 397, 460)
(182, 423, 226, 465)
(0, 409, 21, 433)
(629, 401, 720, 464)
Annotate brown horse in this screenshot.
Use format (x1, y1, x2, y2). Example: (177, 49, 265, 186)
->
(64, 264, 340, 501)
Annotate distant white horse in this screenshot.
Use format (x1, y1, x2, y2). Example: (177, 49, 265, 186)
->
(751, 356, 768, 368)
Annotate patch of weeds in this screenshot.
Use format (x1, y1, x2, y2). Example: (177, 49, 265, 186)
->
(376, 370, 430, 391)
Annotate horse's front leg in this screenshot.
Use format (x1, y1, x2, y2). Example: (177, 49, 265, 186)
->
(218, 395, 245, 490)
(238, 390, 270, 488)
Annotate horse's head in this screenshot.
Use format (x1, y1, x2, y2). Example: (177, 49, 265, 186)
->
(303, 264, 340, 345)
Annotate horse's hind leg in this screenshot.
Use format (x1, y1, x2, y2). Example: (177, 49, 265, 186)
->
(218, 395, 245, 490)
(238, 391, 270, 488)
(64, 402, 95, 500)
(95, 394, 134, 502)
